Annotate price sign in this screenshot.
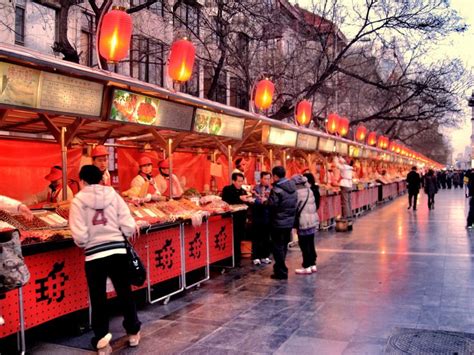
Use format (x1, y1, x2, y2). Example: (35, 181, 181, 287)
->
(262, 126, 297, 147)
(297, 133, 318, 150)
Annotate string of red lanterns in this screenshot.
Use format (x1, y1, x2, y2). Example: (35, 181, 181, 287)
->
(96, 8, 439, 167)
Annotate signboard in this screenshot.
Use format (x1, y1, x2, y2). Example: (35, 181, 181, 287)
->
(318, 137, 335, 152)
(296, 133, 318, 150)
(262, 126, 297, 147)
(110, 89, 194, 131)
(0, 61, 104, 117)
(193, 108, 245, 139)
(336, 141, 348, 155)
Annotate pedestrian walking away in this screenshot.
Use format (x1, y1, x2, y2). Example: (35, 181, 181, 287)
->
(292, 174, 319, 275)
(268, 166, 297, 280)
(69, 165, 141, 354)
(424, 169, 438, 210)
(406, 166, 421, 211)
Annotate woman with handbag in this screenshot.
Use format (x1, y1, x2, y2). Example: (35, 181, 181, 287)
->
(292, 174, 319, 275)
(69, 165, 141, 355)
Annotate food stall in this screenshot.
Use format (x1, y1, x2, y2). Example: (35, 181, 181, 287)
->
(0, 44, 442, 346)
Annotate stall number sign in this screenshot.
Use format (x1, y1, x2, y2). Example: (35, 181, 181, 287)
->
(0, 61, 104, 117)
(193, 108, 245, 139)
(297, 133, 318, 150)
(264, 126, 297, 147)
(110, 89, 194, 131)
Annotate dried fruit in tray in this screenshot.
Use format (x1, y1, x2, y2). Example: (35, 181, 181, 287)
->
(11, 214, 49, 230)
(56, 206, 70, 220)
(200, 200, 231, 214)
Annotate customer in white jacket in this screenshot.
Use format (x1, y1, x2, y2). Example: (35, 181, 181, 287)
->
(69, 165, 141, 355)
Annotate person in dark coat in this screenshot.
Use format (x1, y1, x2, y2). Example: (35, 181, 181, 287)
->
(268, 166, 297, 280)
(424, 169, 438, 210)
(466, 170, 474, 228)
(222, 172, 252, 266)
(251, 171, 272, 265)
(406, 166, 421, 210)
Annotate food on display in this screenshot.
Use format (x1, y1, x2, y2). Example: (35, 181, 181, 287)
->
(111, 90, 159, 125)
(34, 210, 68, 228)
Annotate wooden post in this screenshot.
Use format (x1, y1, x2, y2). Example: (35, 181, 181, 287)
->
(168, 138, 173, 200)
(269, 149, 273, 169)
(60, 127, 68, 200)
(228, 145, 233, 184)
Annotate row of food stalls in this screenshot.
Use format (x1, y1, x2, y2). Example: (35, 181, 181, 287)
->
(0, 43, 442, 345)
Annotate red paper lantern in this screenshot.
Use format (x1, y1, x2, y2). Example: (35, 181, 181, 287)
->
(377, 136, 385, 149)
(355, 125, 367, 142)
(338, 117, 349, 137)
(395, 145, 401, 154)
(168, 38, 196, 82)
(327, 113, 340, 134)
(383, 138, 390, 149)
(295, 100, 312, 126)
(389, 141, 397, 152)
(254, 79, 274, 111)
(367, 131, 377, 146)
(99, 7, 133, 63)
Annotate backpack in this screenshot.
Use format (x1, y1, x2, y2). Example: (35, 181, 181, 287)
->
(0, 228, 30, 293)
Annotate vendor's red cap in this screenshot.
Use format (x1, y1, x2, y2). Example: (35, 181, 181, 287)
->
(45, 166, 63, 182)
(138, 155, 152, 166)
(91, 145, 109, 158)
(159, 160, 170, 169)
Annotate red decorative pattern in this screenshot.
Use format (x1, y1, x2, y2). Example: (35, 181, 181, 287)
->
(208, 215, 233, 263)
(147, 227, 182, 284)
(183, 223, 208, 272)
(0, 288, 20, 338)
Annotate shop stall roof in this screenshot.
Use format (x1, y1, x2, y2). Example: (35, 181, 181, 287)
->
(0, 44, 382, 156)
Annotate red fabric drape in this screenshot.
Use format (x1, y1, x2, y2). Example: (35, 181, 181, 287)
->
(0, 139, 81, 201)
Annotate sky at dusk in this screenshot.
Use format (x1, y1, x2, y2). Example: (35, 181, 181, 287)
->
(291, 0, 474, 159)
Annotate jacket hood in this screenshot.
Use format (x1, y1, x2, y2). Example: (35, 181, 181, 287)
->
(276, 178, 296, 193)
(291, 174, 308, 186)
(75, 185, 116, 210)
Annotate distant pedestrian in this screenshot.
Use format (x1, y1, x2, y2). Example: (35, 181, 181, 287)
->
(424, 169, 438, 210)
(334, 156, 354, 222)
(69, 165, 141, 354)
(268, 166, 297, 280)
(292, 175, 319, 275)
(465, 169, 474, 229)
(406, 166, 421, 211)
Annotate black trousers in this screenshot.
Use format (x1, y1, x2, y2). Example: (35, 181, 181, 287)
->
(408, 191, 418, 209)
(298, 232, 317, 268)
(467, 197, 474, 226)
(85, 254, 141, 349)
(271, 228, 292, 278)
(252, 224, 271, 260)
(427, 193, 435, 208)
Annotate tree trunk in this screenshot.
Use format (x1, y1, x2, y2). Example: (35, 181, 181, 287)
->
(53, 0, 82, 63)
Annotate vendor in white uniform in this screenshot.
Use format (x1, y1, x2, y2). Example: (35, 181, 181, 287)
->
(24, 166, 73, 207)
(129, 155, 164, 201)
(155, 159, 184, 199)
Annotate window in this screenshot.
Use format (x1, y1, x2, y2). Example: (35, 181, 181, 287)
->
(229, 77, 249, 110)
(130, 0, 164, 16)
(204, 66, 226, 104)
(174, 2, 200, 35)
(15, 0, 26, 45)
(79, 12, 94, 67)
(130, 35, 165, 86)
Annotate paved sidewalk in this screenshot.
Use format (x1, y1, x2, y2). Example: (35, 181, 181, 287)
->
(29, 188, 474, 354)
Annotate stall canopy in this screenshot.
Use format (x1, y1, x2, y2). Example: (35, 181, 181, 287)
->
(0, 44, 441, 169)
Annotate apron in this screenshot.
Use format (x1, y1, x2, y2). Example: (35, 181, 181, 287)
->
(46, 186, 62, 203)
(101, 170, 112, 186)
(139, 173, 157, 195)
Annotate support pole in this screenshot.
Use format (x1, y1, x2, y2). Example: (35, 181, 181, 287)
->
(228, 145, 233, 184)
(168, 138, 173, 200)
(269, 149, 273, 169)
(282, 149, 287, 171)
(60, 127, 68, 200)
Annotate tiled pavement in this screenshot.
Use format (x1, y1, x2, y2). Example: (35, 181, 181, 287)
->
(29, 188, 474, 354)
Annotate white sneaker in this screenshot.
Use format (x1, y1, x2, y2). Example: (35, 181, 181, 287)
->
(261, 258, 272, 264)
(310, 265, 317, 272)
(129, 332, 140, 347)
(253, 259, 261, 265)
(295, 267, 312, 275)
(97, 333, 112, 355)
